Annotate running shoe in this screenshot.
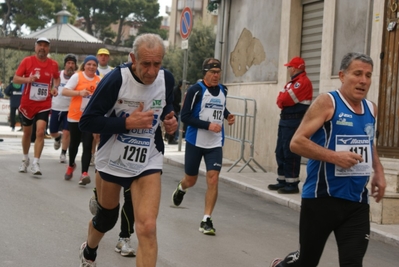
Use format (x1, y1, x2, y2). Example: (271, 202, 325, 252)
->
(79, 242, 96, 267)
(64, 163, 76, 180)
(270, 258, 283, 267)
(89, 194, 98, 216)
(18, 158, 30, 173)
(115, 237, 136, 257)
(90, 154, 95, 166)
(54, 135, 61, 150)
(30, 162, 42, 175)
(79, 172, 91, 185)
(172, 182, 186, 206)
(270, 251, 300, 267)
(59, 153, 66, 163)
(199, 217, 216, 235)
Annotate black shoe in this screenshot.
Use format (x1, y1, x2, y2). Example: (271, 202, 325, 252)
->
(277, 185, 299, 194)
(168, 140, 178, 145)
(270, 258, 283, 267)
(268, 183, 286, 191)
(199, 217, 216, 235)
(172, 182, 186, 206)
(272, 251, 299, 266)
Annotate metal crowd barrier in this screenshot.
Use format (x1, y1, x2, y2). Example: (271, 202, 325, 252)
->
(224, 96, 266, 173)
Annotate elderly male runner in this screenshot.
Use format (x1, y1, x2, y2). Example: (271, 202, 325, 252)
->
(79, 33, 177, 267)
(172, 58, 235, 235)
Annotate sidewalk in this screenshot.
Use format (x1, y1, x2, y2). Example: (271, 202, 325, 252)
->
(1, 125, 398, 247)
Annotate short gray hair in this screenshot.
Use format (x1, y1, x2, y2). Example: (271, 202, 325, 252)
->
(340, 52, 373, 72)
(132, 33, 165, 60)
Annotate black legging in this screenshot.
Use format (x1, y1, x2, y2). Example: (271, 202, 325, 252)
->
(294, 197, 370, 267)
(120, 187, 135, 238)
(10, 107, 19, 128)
(68, 122, 93, 173)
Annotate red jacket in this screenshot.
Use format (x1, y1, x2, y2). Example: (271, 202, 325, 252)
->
(276, 71, 313, 109)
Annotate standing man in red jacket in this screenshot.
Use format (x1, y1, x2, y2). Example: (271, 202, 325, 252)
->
(268, 57, 313, 194)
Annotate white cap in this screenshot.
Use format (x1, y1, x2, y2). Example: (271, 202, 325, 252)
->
(36, 37, 50, 44)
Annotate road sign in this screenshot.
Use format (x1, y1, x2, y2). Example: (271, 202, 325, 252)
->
(180, 7, 193, 40)
(181, 39, 188, 50)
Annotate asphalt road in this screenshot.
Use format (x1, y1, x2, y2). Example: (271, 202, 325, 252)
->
(0, 138, 397, 266)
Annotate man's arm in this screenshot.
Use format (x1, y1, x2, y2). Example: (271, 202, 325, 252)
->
(369, 102, 386, 202)
(290, 93, 362, 169)
(180, 84, 210, 130)
(79, 70, 126, 134)
(13, 58, 35, 85)
(277, 75, 313, 109)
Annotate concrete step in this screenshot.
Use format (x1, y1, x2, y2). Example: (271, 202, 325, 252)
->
(370, 192, 399, 224)
(381, 158, 399, 193)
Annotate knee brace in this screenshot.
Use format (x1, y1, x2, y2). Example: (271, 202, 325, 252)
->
(92, 203, 120, 233)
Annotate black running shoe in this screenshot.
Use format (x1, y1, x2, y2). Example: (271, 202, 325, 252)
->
(271, 251, 300, 266)
(172, 182, 186, 206)
(199, 217, 216, 235)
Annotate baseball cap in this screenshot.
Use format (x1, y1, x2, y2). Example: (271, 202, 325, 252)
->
(97, 48, 110, 55)
(36, 37, 50, 44)
(284, 57, 305, 69)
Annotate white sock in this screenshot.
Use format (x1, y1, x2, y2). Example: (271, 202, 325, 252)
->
(33, 157, 39, 164)
(178, 183, 186, 191)
(203, 215, 211, 222)
(23, 154, 29, 161)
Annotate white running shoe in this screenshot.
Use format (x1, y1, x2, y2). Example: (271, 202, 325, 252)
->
(59, 153, 66, 163)
(30, 162, 42, 175)
(54, 135, 61, 150)
(115, 237, 136, 257)
(18, 158, 30, 173)
(89, 194, 98, 216)
(90, 154, 95, 166)
(79, 242, 96, 267)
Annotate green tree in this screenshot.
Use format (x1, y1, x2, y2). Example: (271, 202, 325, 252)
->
(0, 0, 77, 36)
(71, 0, 164, 47)
(136, 0, 167, 39)
(163, 20, 216, 85)
(186, 20, 216, 83)
(163, 46, 184, 83)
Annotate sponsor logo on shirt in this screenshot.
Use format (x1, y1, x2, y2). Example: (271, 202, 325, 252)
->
(152, 99, 162, 109)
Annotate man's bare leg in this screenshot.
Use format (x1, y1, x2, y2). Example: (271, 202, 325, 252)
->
(204, 170, 219, 216)
(34, 119, 46, 158)
(21, 125, 32, 155)
(132, 172, 161, 267)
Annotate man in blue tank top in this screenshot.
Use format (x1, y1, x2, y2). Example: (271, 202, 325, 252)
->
(271, 53, 386, 267)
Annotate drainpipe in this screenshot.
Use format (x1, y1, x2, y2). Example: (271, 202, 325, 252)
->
(215, 0, 230, 83)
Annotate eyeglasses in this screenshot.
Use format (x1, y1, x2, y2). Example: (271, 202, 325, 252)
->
(208, 70, 221, 75)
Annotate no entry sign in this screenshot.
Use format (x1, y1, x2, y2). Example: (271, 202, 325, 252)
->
(180, 7, 193, 39)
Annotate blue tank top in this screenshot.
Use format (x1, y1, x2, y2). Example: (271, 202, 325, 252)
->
(302, 90, 375, 204)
